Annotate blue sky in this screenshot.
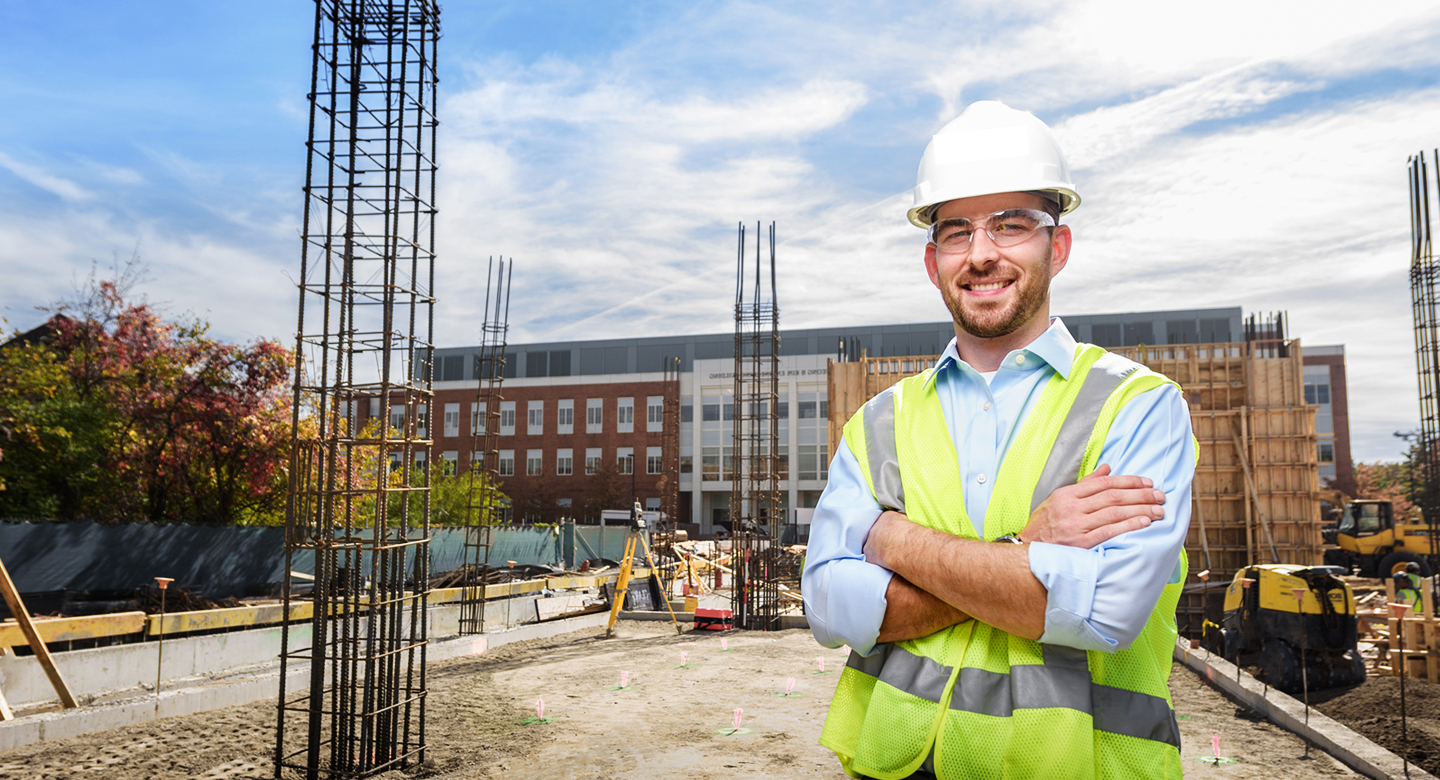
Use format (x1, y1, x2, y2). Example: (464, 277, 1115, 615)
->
(3, 1, 1440, 463)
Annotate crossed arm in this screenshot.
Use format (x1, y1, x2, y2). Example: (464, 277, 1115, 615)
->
(865, 464, 1166, 643)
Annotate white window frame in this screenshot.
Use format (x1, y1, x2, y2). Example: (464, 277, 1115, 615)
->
(390, 404, 405, 433)
(441, 450, 458, 476)
(585, 447, 601, 475)
(443, 403, 460, 438)
(526, 449, 543, 476)
(557, 448, 573, 476)
(647, 395, 663, 432)
(617, 446, 634, 475)
(500, 401, 516, 436)
(557, 399, 574, 434)
(498, 449, 515, 476)
(586, 398, 603, 433)
(646, 446, 662, 475)
(527, 400, 544, 435)
(471, 401, 486, 434)
(617, 397, 634, 434)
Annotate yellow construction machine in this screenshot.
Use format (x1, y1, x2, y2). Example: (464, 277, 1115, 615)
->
(1319, 490, 1435, 578)
(1202, 564, 1366, 693)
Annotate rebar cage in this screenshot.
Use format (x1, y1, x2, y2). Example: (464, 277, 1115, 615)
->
(459, 258, 511, 636)
(276, 1, 440, 777)
(1411, 151, 1440, 576)
(730, 222, 784, 631)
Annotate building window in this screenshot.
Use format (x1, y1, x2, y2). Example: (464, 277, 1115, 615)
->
(500, 401, 516, 435)
(681, 402, 693, 423)
(585, 448, 601, 475)
(702, 401, 720, 422)
(617, 447, 634, 475)
(646, 446, 662, 474)
(444, 403, 460, 438)
(527, 449, 543, 476)
(370, 398, 381, 418)
(557, 448, 573, 476)
(618, 397, 635, 433)
(558, 399, 574, 434)
(417, 404, 427, 438)
(471, 402, 486, 434)
(1305, 383, 1331, 405)
(469, 451, 485, 474)
(645, 497, 661, 511)
(441, 451, 458, 476)
(647, 396, 663, 432)
(498, 450, 515, 476)
(702, 447, 720, 481)
(558, 497, 573, 509)
(680, 455, 693, 474)
(587, 398, 603, 433)
(797, 390, 828, 481)
(528, 400, 544, 435)
(390, 404, 405, 433)
(1319, 442, 1335, 463)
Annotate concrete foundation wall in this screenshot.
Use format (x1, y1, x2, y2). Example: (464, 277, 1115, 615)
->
(0, 593, 573, 710)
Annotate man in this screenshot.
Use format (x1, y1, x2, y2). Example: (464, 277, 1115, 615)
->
(802, 101, 1195, 779)
(1394, 562, 1422, 606)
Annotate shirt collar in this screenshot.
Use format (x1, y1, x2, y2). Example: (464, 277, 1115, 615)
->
(926, 317, 1079, 389)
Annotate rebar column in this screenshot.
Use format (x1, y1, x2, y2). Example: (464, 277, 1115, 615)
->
(730, 222, 783, 631)
(275, 2, 440, 778)
(1411, 151, 1440, 578)
(458, 257, 511, 636)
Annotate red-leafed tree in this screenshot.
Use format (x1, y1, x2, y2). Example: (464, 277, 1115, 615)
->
(1, 263, 293, 523)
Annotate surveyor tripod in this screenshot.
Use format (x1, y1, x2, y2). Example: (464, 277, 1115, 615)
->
(605, 504, 682, 637)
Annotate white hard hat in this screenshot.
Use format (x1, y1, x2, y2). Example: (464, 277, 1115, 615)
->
(908, 101, 1080, 229)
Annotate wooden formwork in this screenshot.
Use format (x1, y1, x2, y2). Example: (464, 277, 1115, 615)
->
(827, 340, 1320, 636)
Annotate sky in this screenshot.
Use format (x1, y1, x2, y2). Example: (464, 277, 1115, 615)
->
(2, 1, 1440, 463)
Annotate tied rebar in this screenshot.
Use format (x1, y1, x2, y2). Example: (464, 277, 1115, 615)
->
(730, 222, 784, 631)
(275, 1, 440, 777)
(1411, 151, 1440, 584)
(458, 257, 512, 636)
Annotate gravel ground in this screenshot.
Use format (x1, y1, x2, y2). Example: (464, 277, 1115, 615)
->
(0, 620, 1390, 779)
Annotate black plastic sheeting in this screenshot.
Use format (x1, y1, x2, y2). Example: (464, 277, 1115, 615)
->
(0, 522, 566, 603)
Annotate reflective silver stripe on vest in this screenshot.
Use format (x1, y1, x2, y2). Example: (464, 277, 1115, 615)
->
(1029, 352, 1140, 514)
(861, 386, 905, 512)
(852, 644, 1180, 749)
(946, 645, 1179, 748)
(846, 643, 952, 703)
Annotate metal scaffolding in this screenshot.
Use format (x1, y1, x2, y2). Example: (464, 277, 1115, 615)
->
(1411, 150, 1440, 576)
(276, 1, 439, 777)
(730, 222, 783, 631)
(458, 257, 511, 636)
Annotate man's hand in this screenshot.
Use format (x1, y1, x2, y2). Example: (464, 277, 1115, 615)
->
(1020, 464, 1165, 547)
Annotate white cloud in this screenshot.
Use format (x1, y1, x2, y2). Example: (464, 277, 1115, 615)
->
(0, 152, 92, 202)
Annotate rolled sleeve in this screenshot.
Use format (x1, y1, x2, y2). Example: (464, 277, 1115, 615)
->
(1031, 385, 1194, 652)
(802, 436, 893, 656)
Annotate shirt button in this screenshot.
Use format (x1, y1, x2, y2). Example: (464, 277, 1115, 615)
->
(983, 401, 991, 411)
(1015, 354, 1027, 365)
(977, 473, 987, 484)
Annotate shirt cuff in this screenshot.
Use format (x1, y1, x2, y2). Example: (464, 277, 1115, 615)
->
(806, 559, 894, 657)
(1028, 541, 1115, 652)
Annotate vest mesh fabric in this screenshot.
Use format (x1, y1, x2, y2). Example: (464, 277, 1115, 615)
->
(823, 344, 1186, 780)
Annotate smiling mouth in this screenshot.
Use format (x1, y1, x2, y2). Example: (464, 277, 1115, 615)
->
(964, 280, 1013, 292)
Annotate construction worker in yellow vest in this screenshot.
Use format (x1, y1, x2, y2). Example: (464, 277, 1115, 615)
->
(1394, 562, 1423, 607)
(802, 101, 1195, 779)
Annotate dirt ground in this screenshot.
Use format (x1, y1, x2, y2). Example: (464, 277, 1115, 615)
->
(0, 620, 1392, 779)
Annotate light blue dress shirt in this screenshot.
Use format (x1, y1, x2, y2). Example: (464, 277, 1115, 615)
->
(802, 318, 1194, 657)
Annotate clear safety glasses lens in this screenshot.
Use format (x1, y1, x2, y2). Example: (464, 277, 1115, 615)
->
(928, 208, 1056, 254)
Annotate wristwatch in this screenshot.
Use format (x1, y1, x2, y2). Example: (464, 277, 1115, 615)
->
(995, 535, 1026, 544)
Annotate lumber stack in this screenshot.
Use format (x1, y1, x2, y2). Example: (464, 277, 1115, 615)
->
(1365, 577, 1440, 681)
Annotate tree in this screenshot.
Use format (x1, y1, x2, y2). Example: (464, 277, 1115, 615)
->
(580, 459, 628, 521)
(0, 265, 293, 523)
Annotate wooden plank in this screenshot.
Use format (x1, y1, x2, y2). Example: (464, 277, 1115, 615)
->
(0, 557, 76, 709)
(535, 594, 597, 622)
(0, 681, 11, 721)
(0, 611, 147, 648)
(146, 602, 312, 637)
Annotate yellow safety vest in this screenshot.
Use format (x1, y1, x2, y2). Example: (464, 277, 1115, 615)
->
(818, 344, 1188, 780)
